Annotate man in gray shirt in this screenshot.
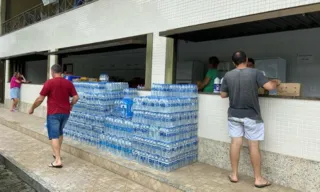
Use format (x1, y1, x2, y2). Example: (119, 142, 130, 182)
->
(220, 51, 279, 188)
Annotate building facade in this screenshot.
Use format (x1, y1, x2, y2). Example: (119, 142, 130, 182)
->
(1, 1, 320, 191)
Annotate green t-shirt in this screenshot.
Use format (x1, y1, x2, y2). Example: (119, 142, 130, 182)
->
(203, 69, 217, 93)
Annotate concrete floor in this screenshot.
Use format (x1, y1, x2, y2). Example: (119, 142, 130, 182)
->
(0, 108, 299, 192)
(0, 124, 153, 192)
(0, 164, 35, 192)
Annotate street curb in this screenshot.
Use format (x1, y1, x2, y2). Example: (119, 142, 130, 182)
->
(0, 152, 55, 192)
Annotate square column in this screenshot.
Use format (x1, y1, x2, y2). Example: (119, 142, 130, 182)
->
(151, 34, 176, 85)
(47, 49, 58, 79)
(151, 34, 167, 84)
(5, 59, 9, 82)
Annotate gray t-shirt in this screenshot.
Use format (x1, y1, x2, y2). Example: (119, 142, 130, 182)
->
(221, 68, 269, 120)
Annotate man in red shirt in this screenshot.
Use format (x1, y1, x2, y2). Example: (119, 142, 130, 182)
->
(29, 64, 79, 168)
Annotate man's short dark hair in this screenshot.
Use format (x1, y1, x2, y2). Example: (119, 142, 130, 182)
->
(51, 64, 62, 73)
(209, 56, 220, 65)
(248, 58, 255, 64)
(232, 51, 247, 65)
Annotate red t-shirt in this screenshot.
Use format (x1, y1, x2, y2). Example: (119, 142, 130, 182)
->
(40, 77, 78, 115)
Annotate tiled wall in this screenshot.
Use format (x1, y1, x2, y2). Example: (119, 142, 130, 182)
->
(1, 0, 320, 81)
(4, 84, 47, 118)
(198, 137, 320, 191)
(5, 84, 46, 106)
(198, 94, 320, 162)
(4, 99, 47, 118)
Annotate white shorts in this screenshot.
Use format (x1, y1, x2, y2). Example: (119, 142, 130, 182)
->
(228, 117, 264, 141)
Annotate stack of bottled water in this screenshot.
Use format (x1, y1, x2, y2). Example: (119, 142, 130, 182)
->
(73, 82, 128, 93)
(132, 97, 198, 113)
(71, 82, 128, 115)
(64, 82, 129, 146)
(111, 88, 138, 119)
(111, 99, 134, 119)
(131, 84, 198, 172)
(151, 84, 198, 98)
(99, 117, 134, 159)
(64, 82, 198, 172)
(123, 88, 138, 99)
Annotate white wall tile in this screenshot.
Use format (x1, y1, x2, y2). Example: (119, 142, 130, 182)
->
(5, 83, 46, 106)
(198, 94, 320, 161)
(1, 0, 319, 73)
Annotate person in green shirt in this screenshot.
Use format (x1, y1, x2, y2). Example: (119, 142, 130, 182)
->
(197, 56, 220, 92)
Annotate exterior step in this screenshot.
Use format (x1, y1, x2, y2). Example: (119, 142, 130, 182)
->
(0, 124, 154, 192)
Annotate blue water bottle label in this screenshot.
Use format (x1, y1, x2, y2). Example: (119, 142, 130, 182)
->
(213, 84, 220, 93)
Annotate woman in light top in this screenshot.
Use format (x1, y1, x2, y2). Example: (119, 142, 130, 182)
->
(10, 72, 28, 112)
(197, 56, 220, 93)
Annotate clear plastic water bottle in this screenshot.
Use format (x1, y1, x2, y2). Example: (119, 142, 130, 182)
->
(99, 73, 109, 82)
(213, 77, 221, 93)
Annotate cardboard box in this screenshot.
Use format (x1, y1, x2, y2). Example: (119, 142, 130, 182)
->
(277, 83, 301, 96)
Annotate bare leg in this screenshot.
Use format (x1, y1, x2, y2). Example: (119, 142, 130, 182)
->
(247, 140, 270, 186)
(15, 98, 19, 110)
(229, 137, 243, 181)
(11, 99, 18, 111)
(11, 100, 15, 111)
(59, 135, 63, 146)
(51, 139, 62, 166)
(53, 136, 63, 155)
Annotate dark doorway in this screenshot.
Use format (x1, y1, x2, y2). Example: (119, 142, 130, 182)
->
(0, 60, 5, 103)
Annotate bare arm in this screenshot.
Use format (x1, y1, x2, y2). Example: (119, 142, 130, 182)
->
(20, 75, 27, 83)
(70, 95, 79, 109)
(220, 92, 229, 98)
(30, 95, 45, 113)
(263, 79, 281, 91)
(198, 77, 210, 90)
(220, 77, 228, 98)
(15, 78, 26, 84)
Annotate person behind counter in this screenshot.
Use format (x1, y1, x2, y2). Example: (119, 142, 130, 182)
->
(220, 51, 280, 188)
(10, 72, 29, 112)
(247, 58, 267, 76)
(197, 56, 219, 92)
(247, 58, 255, 68)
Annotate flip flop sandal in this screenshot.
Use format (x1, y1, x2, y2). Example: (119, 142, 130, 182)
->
(255, 181, 272, 188)
(49, 162, 63, 168)
(228, 175, 238, 183)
